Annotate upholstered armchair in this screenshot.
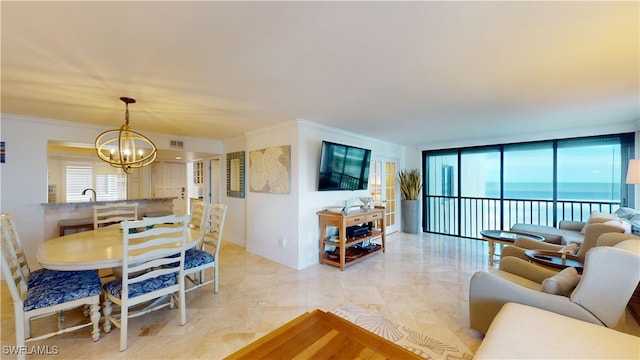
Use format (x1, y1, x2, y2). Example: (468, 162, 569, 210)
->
(469, 239, 640, 334)
(500, 222, 628, 264)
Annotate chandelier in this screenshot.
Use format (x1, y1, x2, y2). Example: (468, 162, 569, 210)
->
(95, 97, 157, 174)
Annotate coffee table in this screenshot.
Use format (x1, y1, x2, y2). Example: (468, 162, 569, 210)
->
(524, 249, 584, 273)
(480, 230, 545, 266)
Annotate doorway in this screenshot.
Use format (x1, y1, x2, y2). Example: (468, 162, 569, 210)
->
(204, 156, 221, 204)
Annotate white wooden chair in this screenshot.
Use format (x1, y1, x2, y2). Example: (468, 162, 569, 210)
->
(102, 214, 190, 351)
(93, 202, 139, 229)
(184, 203, 227, 294)
(1, 216, 102, 360)
(2, 213, 78, 288)
(189, 199, 207, 243)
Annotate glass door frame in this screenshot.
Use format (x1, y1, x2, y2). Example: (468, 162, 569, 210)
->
(370, 156, 399, 233)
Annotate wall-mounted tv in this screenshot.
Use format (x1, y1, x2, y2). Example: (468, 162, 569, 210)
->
(318, 140, 372, 191)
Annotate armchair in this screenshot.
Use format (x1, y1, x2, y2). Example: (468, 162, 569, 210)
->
(469, 239, 640, 334)
(501, 222, 627, 264)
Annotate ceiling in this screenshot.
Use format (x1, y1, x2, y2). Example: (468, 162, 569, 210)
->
(2, 1, 639, 151)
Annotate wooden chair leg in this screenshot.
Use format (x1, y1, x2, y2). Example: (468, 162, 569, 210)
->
(90, 303, 101, 341)
(103, 298, 112, 333)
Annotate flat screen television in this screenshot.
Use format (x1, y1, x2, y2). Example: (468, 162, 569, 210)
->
(318, 141, 372, 191)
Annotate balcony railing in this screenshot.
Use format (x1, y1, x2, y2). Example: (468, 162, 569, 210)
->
(425, 195, 620, 239)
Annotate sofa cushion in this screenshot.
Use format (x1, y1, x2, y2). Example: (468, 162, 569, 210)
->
(540, 267, 580, 296)
(473, 303, 640, 360)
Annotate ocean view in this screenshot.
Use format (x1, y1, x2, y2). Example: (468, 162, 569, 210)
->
(485, 182, 621, 202)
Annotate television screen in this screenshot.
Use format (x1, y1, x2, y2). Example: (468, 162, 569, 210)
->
(318, 141, 372, 191)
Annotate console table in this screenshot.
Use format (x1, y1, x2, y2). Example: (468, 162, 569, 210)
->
(317, 206, 385, 271)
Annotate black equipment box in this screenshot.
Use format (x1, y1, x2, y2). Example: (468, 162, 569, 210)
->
(346, 224, 370, 238)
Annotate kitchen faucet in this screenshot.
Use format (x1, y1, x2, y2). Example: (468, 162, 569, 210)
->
(82, 188, 97, 202)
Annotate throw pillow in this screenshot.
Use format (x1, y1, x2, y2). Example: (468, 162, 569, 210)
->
(540, 267, 580, 296)
(580, 212, 619, 234)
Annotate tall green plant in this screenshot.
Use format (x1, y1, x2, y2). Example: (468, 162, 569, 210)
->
(397, 169, 423, 200)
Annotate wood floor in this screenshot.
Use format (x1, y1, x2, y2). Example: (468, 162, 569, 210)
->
(225, 310, 423, 360)
(2, 232, 639, 359)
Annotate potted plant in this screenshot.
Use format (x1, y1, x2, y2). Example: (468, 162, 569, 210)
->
(397, 169, 422, 233)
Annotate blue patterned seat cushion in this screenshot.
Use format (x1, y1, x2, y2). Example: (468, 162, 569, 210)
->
(23, 271, 102, 311)
(103, 273, 178, 299)
(27, 268, 91, 288)
(184, 248, 214, 270)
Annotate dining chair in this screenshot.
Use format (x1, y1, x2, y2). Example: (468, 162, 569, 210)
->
(1, 219, 102, 360)
(1, 212, 93, 288)
(102, 214, 190, 351)
(189, 199, 207, 242)
(93, 202, 139, 229)
(93, 202, 139, 279)
(184, 203, 227, 294)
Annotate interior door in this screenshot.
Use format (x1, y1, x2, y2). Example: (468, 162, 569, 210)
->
(152, 162, 187, 215)
(369, 158, 398, 233)
(204, 156, 221, 204)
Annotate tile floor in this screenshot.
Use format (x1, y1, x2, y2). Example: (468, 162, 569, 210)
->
(2, 232, 639, 359)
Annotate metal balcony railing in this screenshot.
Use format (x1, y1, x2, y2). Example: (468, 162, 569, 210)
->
(425, 195, 620, 239)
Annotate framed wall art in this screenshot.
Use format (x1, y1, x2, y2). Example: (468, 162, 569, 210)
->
(249, 145, 291, 194)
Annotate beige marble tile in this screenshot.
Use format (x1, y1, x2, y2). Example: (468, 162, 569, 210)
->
(2, 232, 639, 359)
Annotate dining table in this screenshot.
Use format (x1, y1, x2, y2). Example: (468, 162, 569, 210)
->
(37, 225, 201, 271)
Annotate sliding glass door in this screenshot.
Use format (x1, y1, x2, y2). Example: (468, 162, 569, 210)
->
(423, 133, 633, 238)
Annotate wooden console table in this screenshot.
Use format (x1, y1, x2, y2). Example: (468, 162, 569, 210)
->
(317, 206, 385, 271)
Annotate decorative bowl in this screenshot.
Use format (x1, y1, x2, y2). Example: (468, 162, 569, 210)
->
(325, 206, 345, 213)
(359, 197, 373, 208)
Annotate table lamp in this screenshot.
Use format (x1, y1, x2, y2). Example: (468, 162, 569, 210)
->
(627, 159, 640, 184)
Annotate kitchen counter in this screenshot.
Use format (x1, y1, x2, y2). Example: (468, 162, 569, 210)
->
(43, 197, 176, 207)
(43, 197, 176, 240)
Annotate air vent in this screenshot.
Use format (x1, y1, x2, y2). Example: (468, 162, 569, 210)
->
(169, 140, 184, 149)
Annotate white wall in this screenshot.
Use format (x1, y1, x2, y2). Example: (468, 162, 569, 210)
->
(0, 114, 223, 269)
(222, 119, 406, 270)
(297, 120, 405, 269)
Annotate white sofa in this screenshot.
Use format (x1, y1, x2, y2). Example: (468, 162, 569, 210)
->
(474, 302, 640, 360)
(511, 211, 631, 245)
(511, 221, 587, 244)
